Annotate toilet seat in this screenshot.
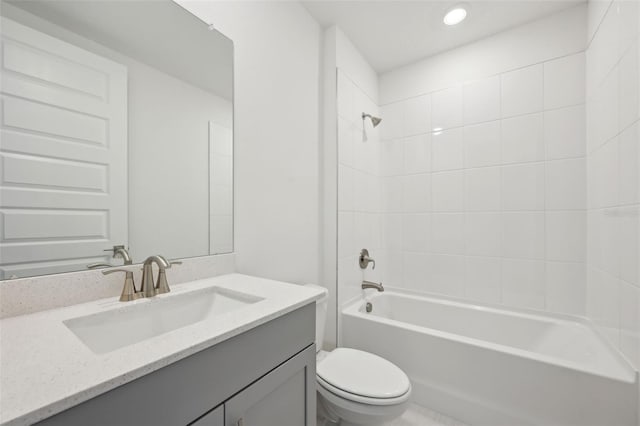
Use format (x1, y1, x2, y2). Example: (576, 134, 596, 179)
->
(316, 348, 411, 406)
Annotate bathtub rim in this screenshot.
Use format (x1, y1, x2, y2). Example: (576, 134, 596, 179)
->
(342, 287, 638, 385)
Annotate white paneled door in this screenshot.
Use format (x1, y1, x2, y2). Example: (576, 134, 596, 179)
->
(0, 17, 127, 279)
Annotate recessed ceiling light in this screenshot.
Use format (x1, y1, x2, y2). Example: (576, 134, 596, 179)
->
(444, 7, 467, 26)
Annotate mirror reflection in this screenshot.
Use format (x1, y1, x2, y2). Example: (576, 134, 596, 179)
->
(0, 0, 234, 279)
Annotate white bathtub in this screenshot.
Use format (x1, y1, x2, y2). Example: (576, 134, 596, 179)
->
(342, 289, 639, 426)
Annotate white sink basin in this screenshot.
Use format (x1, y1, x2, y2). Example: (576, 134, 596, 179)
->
(64, 287, 263, 354)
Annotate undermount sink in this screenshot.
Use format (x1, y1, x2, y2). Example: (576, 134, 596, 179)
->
(64, 287, 264, 354)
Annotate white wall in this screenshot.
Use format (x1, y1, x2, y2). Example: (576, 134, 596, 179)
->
(179, 1, 323, 285)
(374, 5, 589, 315)
(585, 0, 640, 379)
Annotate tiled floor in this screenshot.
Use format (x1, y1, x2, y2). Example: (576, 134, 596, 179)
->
(384, 403, 468, 426)
(317, 402, 467, 426)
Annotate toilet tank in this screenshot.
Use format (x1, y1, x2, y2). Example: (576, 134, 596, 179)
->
(304, 284, 328, 351)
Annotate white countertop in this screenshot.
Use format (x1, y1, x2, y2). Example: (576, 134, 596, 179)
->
(0, 273, 324, 426)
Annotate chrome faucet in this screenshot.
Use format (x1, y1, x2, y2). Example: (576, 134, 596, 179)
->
(361, 280, 384, 292)
(140, 255, 182, 297)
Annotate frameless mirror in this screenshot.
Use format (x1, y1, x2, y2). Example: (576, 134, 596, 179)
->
(0, 0, 233, 279)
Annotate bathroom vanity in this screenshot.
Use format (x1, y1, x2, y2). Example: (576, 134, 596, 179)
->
(0, 274, 323, 426)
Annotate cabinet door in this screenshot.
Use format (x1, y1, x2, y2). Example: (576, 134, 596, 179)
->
(191, 405, 223, 426)
(225, 344, 316, 426)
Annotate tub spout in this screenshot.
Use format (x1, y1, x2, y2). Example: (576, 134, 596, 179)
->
(362, 280, 384, 292)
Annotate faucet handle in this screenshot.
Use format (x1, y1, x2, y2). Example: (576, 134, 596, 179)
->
(87, 263, 113, 269)
(101, 268, 140, 302)
(359, 248, 376, 270)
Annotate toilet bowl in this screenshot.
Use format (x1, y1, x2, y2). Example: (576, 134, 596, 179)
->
(306, 284, 411, 426)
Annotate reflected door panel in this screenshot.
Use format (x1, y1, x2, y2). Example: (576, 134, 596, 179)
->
(0, 17, 127, 279)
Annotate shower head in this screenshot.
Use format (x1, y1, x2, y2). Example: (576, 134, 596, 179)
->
(362, 112, 382, 128)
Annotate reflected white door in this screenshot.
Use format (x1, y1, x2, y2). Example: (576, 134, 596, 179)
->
(0, 17, 127, 279)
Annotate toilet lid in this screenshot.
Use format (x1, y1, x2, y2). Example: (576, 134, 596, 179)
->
(316, 348, 410, 399)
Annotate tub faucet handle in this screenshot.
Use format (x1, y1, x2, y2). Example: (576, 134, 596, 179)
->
(359, 248, 376, 270)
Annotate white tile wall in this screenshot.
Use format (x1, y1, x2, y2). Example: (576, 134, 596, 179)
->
(501, 65, 544, 117)
(337, 2, 639, 380)
(336, 69, 384, 317)
(375, 49, 588, 316)
(463, 76, 501, 125)
(586, 0, 640, 372)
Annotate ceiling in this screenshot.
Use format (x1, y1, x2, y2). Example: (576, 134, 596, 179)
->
(302, 0, 584, 73)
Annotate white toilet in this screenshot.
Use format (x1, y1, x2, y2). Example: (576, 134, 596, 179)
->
(307, 284, 411, 426)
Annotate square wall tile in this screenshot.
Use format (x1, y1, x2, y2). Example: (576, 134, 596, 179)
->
(619, 207, 639, 286)
(502, 212, 545, 259)
(502, 258, 545, 309)
(544, 105, 586, 160)
(381, 176, 403, 213)
(618, 40, 639, 130)
(431, 213, 465, 254)
(619, 122, 639, 205)
(465, 213, 502, 256)
(501, 163, 545, 210)
(432, 86, 463, 131)
(402, 173, 431, 213)
(354, 212, 381, 251)
(620, 280, 640, 369)
(465, 167, 501, 211)
(501, 64, 544, 118)
(465, 256, 502, 303)
(463, 76, 501, 125)
(427, 254, 466, 297)
(382, 214, 403, 252)
(380, 139, 404, 177)
(546, 211, 587, 262)
(545, 261, 586, 315)
(380, 102, 404, 140)
(337, 72, 354, 121)
(591, 139, 619, 209)
(464, 121, 502, 168)
(546, 158, 586, 210)
(601, 209, 623, 277)
(586, 268, 620, 346)
(501, 113, 544, 164)
(402, 213, 431, 253)
(432, 128, 464, 171)
(338, 117, 355, 167)
(338, 165, 354, 211)
(432, 171, 465, 212)
(403, 134, 431, 174)
(404, 94, 431, 136)
(338, 212, 356, 259)
(544, 53, 586, 110)
(403, 252, 430, 291)
(338, 256, 362, 304)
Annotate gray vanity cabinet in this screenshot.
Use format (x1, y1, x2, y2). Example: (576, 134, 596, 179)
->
(223, 344, 315, 426)
(37, 303, 316, 426)
(191, 405, 224, 426)
(192, 344, 316, 426)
